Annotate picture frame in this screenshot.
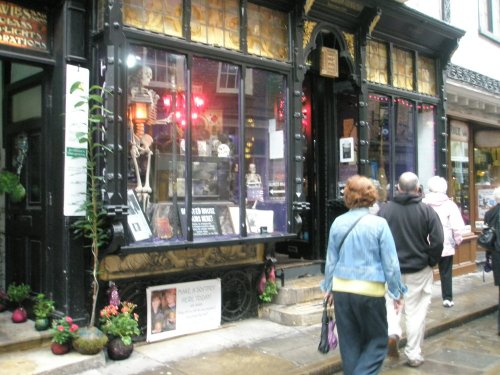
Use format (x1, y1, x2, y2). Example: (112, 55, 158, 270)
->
(339, 137, 355, 163)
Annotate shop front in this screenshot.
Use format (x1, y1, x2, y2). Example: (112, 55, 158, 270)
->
(446, 65, 500, 268)
(1, 0, 465, 337)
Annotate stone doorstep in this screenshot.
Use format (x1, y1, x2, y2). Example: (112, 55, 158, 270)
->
(259, 298, 326, 326)
(273, 274, 324, 305)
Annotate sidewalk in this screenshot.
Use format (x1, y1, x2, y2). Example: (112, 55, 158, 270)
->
(0, 270, 498, 375)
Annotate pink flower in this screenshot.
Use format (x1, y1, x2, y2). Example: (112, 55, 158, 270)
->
(57, 325, 64, 331)
(65, 316, 73, 324)
(69, 324, 79, 332)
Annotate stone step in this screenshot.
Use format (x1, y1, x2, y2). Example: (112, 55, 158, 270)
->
(258, 298, 327, 326)
(274, 275, 324, 305)
(0, 312, 53, 354)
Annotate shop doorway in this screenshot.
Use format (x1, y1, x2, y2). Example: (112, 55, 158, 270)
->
(1, 61, 48, 293)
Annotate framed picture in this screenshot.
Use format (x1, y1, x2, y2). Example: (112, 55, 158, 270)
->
(146, 279, 221, 342)
(127, 190, 153, 241)
(339, 137, 355, 163)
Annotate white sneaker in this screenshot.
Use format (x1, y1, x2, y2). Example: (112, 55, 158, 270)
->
(443, 299, 454, 307)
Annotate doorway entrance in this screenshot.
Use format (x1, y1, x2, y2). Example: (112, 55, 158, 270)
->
(1, 61, 48, 293)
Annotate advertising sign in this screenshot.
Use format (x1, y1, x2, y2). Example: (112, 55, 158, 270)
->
(146, 279, 221, 342)
(0, 1, 48, 52)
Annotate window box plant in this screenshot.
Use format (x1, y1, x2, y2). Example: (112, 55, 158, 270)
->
(33, 293, 55, 331)
(7, 282, 31, 323)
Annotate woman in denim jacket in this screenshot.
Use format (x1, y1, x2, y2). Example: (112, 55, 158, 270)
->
(321, 175, 406, 375)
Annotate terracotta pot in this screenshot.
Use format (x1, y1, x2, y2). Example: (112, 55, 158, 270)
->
(11, 307, 28, 323)
(51, 342, 71, 355)
(107, 337, 134, 360)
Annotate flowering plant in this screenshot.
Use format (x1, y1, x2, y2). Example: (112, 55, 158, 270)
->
(99, 301, 140, 345)
(51, 316, 79, 344)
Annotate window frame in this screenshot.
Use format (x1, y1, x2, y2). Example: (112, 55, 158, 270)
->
(479, 0, 500, 43)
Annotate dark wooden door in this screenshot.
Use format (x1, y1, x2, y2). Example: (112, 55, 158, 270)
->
(4, 63, 47, 293)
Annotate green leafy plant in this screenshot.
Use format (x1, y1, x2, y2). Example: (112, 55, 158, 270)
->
(7, 283, 31, 306)
(99, 302, 140, 345)
(259, 280, 278, 303)
(70, 82, 112, 328)
(33, 293, 55, 319)
(0, 170, 25, 202)
(51, 316, 79, 344)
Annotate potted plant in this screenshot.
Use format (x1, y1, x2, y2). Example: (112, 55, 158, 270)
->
(33, 293, 55, 331)
(50, 316, 79, 355)
(70, 81, 111, 355)
(7, 282, 31, 323)
(100, 301, 140, 360)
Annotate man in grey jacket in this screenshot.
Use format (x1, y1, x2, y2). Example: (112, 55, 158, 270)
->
(378, 172, 444, 368)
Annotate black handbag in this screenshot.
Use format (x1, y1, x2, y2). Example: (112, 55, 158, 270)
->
(478, 227, 496, 251)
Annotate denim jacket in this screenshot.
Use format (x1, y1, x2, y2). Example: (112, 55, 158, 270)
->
(320, 207, 407, 300)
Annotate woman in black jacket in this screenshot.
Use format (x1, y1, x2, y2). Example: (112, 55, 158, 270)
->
(484, 186, 500, 335)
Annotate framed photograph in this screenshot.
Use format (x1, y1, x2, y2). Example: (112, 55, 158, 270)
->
(146, 279, 221, 342)
(339, 137, 354, 163)
(127, 190, 153, 241)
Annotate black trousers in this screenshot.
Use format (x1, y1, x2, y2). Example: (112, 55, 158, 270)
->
(333, 292, 388, 375)
(438, 255, 454, 301)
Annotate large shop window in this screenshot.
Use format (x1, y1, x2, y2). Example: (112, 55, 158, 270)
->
(474, 129, 500, 225)
(368, 94, 436, 201)
(126, 45, 288, 244)
(450, 120, 470, 225)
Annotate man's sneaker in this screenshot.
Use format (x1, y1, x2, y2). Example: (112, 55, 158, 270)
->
(387, 334, 399, 358)
(407, 358, 424, 368)
(443, 299, 455, 308)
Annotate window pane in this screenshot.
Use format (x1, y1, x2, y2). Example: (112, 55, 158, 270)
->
(417, 55, 436, 96)
(449, 121, 470, 225)
(191, 0, 240, 50)
(392, 47, 414, 91)
(366, 40, 388, 85)
(191, 57, 240, 237)
(245, 70, 287, 233)
(417, 103, 436, 193)
(368, 94, 391, 201)
(127, 45, 187, 241)
(394, 98, 415, 179)
(247, 3, 288, 61)
(123, 0, 183, 37)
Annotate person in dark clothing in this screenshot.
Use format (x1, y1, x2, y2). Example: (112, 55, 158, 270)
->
(378, 172, 444, 368)
(484, 186, 500, 335)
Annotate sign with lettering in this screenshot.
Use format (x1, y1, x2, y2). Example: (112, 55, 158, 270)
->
(0, 1, 47, 52)
(320, 47, 339, 78)
(179, 206, 220, 237)
(146, 279, 221, 342)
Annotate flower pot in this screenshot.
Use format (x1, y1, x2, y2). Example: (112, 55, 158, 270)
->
(72, 326, 108, 355)
(12, 307, 28, 323)
(35, 317, 50, 331)
(51, 342, 71, 355)
(107, 337, 134, 360)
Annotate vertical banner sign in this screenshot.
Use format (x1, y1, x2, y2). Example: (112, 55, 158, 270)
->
(0, 1, 48, 52)
(64, 65, 89, 216)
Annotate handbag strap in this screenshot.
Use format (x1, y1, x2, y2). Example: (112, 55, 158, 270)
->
(338, 214, 367, 253)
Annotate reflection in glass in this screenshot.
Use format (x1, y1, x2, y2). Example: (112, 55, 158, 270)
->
(245, 70, 287, 233)
(123, 0, 183, 37)
(368, 94, 390, 201)
(417, 104, 436, 193)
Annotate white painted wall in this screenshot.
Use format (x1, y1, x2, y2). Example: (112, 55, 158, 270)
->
(406, 0, 500, 81)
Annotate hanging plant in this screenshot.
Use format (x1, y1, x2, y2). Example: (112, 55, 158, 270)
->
(0, 170, 25, 202)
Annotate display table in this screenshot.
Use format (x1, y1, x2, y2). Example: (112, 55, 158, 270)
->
(433, 233, 477, 280)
